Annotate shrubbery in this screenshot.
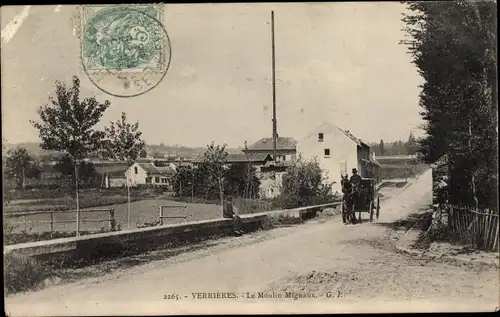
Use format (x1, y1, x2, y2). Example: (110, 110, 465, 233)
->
(172, 143, 260, 201)
(4, 253, 51, 295)
(278, 159, 335, 209)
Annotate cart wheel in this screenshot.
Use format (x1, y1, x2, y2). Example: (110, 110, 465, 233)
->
(369, 201, 374, 222)
(376, 196, 380, 220)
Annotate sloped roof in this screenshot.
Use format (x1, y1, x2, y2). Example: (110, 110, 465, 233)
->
(303, 122, 368, 148)
(155, 166, 175, 175)
(138, 163, 158, 174)
(361, 158, 382, 167)
(94, 162, 130, 174)
(246, 137, 297, 151)
(227, 153, 273, 163)
(192, 152, 273, 164)
(137, 163, 173, 175)
(334, 127, 367, 147)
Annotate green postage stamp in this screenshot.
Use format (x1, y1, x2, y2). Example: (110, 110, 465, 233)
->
(79, 4, 171, 97)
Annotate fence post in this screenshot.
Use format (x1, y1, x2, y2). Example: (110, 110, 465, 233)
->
(50, 211, 54, 233)
(159, 206, 163, 226)
(109, 209, 116, 231)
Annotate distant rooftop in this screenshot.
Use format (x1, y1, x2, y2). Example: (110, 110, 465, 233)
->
(138, 163, 175, 175)
(245, 137, 297, 151)
(193, 152, 273, 164)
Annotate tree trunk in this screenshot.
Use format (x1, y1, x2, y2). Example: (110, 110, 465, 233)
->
(21, 164, 26, 191)
(219, 179, 224, 217)
(468, 120, 479, 210)
(74, 161, 80, 236)
(127, 179, 131, 228)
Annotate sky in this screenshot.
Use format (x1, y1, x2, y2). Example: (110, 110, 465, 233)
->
(1, 3, 424, 148)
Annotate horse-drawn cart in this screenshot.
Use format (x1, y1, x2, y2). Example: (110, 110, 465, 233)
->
(341, 178, 380, 224)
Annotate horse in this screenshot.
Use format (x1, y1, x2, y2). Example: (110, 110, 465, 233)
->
(341, 175, 357, 224)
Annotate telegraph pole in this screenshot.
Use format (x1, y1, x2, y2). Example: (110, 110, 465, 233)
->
(271, 10, 278, 163)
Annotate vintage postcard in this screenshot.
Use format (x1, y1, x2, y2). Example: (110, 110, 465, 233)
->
(2, 2, 498, 316)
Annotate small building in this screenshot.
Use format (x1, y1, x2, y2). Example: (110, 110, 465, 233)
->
(92, 161, 130, 188)
(125, 162, 175, 188)
(243, 136, 298, 163)
(297, 122, 381, 195)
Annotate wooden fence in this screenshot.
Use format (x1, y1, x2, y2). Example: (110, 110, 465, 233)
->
(158, 205, 187, 225)
(448, 205, 499, 251)
(4, 208, 116, 235)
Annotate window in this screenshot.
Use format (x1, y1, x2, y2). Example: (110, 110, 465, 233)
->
(324, 149, 330, 157)
(155, 177, 160, 183)
(318, 133, 324, 142)
(134, 167, 138, 174)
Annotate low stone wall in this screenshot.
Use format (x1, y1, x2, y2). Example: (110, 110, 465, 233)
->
(4, 203, 340, 265)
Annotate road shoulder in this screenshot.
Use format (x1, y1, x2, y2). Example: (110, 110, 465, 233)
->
(395, 209, 499, 268)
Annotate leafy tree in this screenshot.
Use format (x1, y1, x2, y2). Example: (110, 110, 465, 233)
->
(30, 76, 110, 233)
(223, 163, 260, 198)
(172, 165, 195, 197)
(280, 158, 334, 209)
(54, 155, 98, 187)
(103, 112, 146, 228)
(139, 149, 147, 158)
(172, 144, 228, 202)
(202, 142, 228, 206)
(406, 131, 418, 156)
(4, 148, 41, 189)
(379, 139, 385, 156)
(104, 112, 146, 163)
(401, 1, 497, 209)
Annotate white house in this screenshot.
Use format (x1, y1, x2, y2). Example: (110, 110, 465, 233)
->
(125, 162, 175, 188)
(297, 122, 381, 195)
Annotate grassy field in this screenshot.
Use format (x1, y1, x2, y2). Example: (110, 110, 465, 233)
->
(3, 188, 162, 213)
(377, 156, 428, 180)
(3, 193, 277, 239)
(4, 199, 221, 234)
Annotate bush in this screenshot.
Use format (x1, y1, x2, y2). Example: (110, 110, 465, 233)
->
(4, 253, 51, 295)
(278, 158, 335, 209)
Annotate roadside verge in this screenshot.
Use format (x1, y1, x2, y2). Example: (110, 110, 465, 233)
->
(395, 211, 499, 268)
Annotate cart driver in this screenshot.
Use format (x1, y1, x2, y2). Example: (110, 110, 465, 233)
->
(350, 168, 362, 189)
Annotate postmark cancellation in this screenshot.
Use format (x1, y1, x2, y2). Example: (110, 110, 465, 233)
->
(78, 4, 171, 97)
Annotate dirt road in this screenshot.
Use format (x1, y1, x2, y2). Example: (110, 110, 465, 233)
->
(5, 170, 499, 315)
